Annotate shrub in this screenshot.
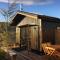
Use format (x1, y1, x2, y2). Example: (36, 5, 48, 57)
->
(0, 49, 6, 60)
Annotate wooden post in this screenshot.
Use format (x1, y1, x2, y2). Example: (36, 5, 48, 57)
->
(38, 19, 42, 51)
(16, 27, 20, 45)
(27, 25, 31, 55)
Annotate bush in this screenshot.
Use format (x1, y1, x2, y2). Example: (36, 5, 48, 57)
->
(0, 49, 6, 60)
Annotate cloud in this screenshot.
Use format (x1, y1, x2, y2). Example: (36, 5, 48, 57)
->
(0, 0, 8, 3)
(0, 0, 54, 5)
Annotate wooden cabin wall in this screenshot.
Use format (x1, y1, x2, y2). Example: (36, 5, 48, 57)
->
(55, 27, 60, 44)
(16, 16, 43, 51)
(20, 26, 39, 50)
(42, 21, 60, 45)
(30, 26, 39, 50)
(17, 16, 37, 26)
(16, 16, 38, 46)
(42, 21, 55, 44)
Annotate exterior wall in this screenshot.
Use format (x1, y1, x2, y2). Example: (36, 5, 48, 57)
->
(16, 15, 60, 51)
(55, 27, 60, 44)
(16, 16, 37, 44)
(42, 21, 60, 45)
(16, 16, 43, 51)
(20, 26, 39, 50)
(0, 22, 16, 45)
(17, 16, 38, 26)
(30, 26, 39, 50)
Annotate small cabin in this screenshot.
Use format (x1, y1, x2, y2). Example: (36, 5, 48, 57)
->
(10, 11, 60, 51)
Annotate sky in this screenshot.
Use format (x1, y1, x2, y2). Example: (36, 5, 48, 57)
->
(0, 0, 60, 22)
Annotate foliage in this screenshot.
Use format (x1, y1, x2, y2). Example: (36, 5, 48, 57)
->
(0, 22, 16, 47)
(2, 31, 8, 47)
(0, 23, 8, 47)
(0, 49, 6, 60)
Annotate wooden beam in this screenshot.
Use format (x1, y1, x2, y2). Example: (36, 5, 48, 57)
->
(17, 12, 37, 19)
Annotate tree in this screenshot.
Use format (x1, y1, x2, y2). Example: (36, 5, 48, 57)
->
(0, 1, 17, 45)
(0, 0, 19, 48)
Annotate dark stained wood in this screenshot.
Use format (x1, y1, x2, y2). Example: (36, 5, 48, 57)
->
(10, 14, 25, 26)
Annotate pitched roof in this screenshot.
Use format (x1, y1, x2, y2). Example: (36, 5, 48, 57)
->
(10, 11, 60, 26)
